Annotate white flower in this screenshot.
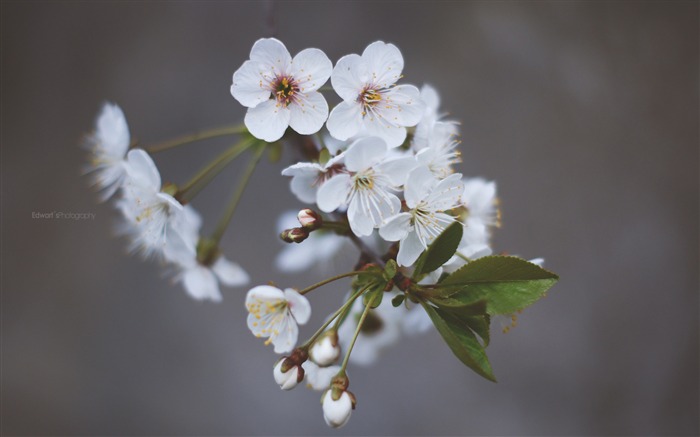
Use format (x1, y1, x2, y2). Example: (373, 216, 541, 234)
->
(413, 84, 459, 147)
(280, 151, 346, 204)
(84, 103, 131, 201)
(327, 41, 425, 148)
(116, 149, 185, 258)
(274, 211, 350, 273)
(380, 166, 464, 267)
(302, 361, 340, 391)
(413, 122, 461, 179)
(337, 293, 403, 366)
(316, 137, 416, 237)
(322, 390, 353, 428)
(231, 38, 332, 142)
(273, 359, 303, 391)
(310, 334, 341, 366)
(246, 285, 311, 354)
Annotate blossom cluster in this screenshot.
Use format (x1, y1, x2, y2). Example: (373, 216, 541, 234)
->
(85, 38, 556, 430)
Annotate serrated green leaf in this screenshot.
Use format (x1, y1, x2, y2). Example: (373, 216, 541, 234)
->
(430, 298, 488, 317)
(439, 256, 559, 315)
(421, 302, 497, 382)
(412, 222, 463, 279)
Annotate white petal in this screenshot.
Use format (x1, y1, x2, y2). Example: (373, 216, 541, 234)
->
(343, 137, 387, 172)
(125, 149, 161, 190)
(244, 100, 291, 142)
(246, 285, 285, 306)
(284, 288, 311, 325)
(426, 173, 464, 211)
(420, 84, 441, 115)
(212, 256, 249, 287)
(95, 102, 130, 157)
(397, 231, 424, 267)
(326, 101, 363, 141)
(290, 172, 320, 204)
(231, 60, 272, 108)
(347, 195, 376, 237)
(249, 38, 292, 75)
(404, 165, 436, 207)
(362, 41, 404, 88)
(375, 156, 417, 187)
(383, 84, 425, 127)
(362, 118, 407, 148)
(182, 266, 222, 302)
(331, 53, 366, 101)
(281, 162, 323, 176)
(288, 91, 328, 135)
(379, 213, 412, 241)
(271, 317, 298, 354)
(291, 48, 332, 92)
(316, 173, 350, 212)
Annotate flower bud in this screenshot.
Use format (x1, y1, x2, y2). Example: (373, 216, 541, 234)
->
(322, 389, 354, 428)
(297, 208, 322, 230)
(280, 227, 309, 244)
(309, 332, 340, 367)
(273, 358, 304, 390)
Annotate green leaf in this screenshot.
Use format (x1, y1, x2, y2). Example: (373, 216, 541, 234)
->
(421, 302, 497, 382)
(362, 282, 384, 308)
(429, 297, 488, 316)
(463, 314, 490, 346)
(412, 222, 463, 279)
(383, 259, 398, 281)
(391, 294, 405, 307)
(439, 256, 559, 315)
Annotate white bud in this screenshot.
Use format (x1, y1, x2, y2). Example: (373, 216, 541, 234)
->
(297, 208, 322, 230)
(322, 390, 353, 428)
(273, 360, 301, 390)
(310, 335, 340, 366)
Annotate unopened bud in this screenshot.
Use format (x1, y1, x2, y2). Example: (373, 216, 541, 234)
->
(322, 389, 355, 428)
(280, 227, 309, 243)
(309, 332, 340, 367)
(297, 209, 322, 230)
(273, 358, 304, 390)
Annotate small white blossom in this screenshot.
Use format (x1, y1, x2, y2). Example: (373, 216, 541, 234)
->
(413, 84, 459, 147)
(231, 38, 332, 142)
(380, 166, 464, 267)
(316, 137, 416, 237)
(246, 285, 311, 354)
(84, 103, 131, 201)
(327, 41, 425, 148)
(281, 151, 346, 204)
(273, 359, 303, 391)
(322, 390, 353, 428)
(116, 149, 186, 258)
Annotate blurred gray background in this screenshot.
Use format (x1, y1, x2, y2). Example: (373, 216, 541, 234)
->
(2, 1, 698, 435)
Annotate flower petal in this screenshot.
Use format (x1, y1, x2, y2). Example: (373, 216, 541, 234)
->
(284, 288, 311, 325)
(326, 101, 363, 141)
(362, 118, 407, 148)
(291, 48, 332, 92)
(331, 53, 366, 101)
(347, 195, 377, 237)
(244, 100, 291, 142)
(289, 91, 328, 135)
(375, 156, 417, 187)
(316, 173, 350, 212)
(404, 165, 436, 207)
(249, 38, 292, 75)
(95, 102, 130, 157)
(231, 60, 272, 108)
(182, 266, 222, 302)
(397, 231, 424, 267)
(125, 149, 161, 190)
(426, 173, 464, 211)
(362, 41, 404, 88)
(212, 256, 249, 287)
(379, 212, 412, 241)
(382, 84, 425, 127)
(343, 137, 387, 172)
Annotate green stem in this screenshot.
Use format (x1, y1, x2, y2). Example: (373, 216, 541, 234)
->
(210, 142, 266, 244)
(321, 221, 350, 232)
(455, 251, 471, 262)
(297, 270, 365, 296)
(144, 124, 247, 153)
(301, 286, 367, 349)
(176, 138, 254, 203)
(340, 296, 374, 372)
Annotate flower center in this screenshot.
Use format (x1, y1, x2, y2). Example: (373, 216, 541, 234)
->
(353, 172, 375, 190)
(273, 76, 299, 107)
(358, 88, 382, 116)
